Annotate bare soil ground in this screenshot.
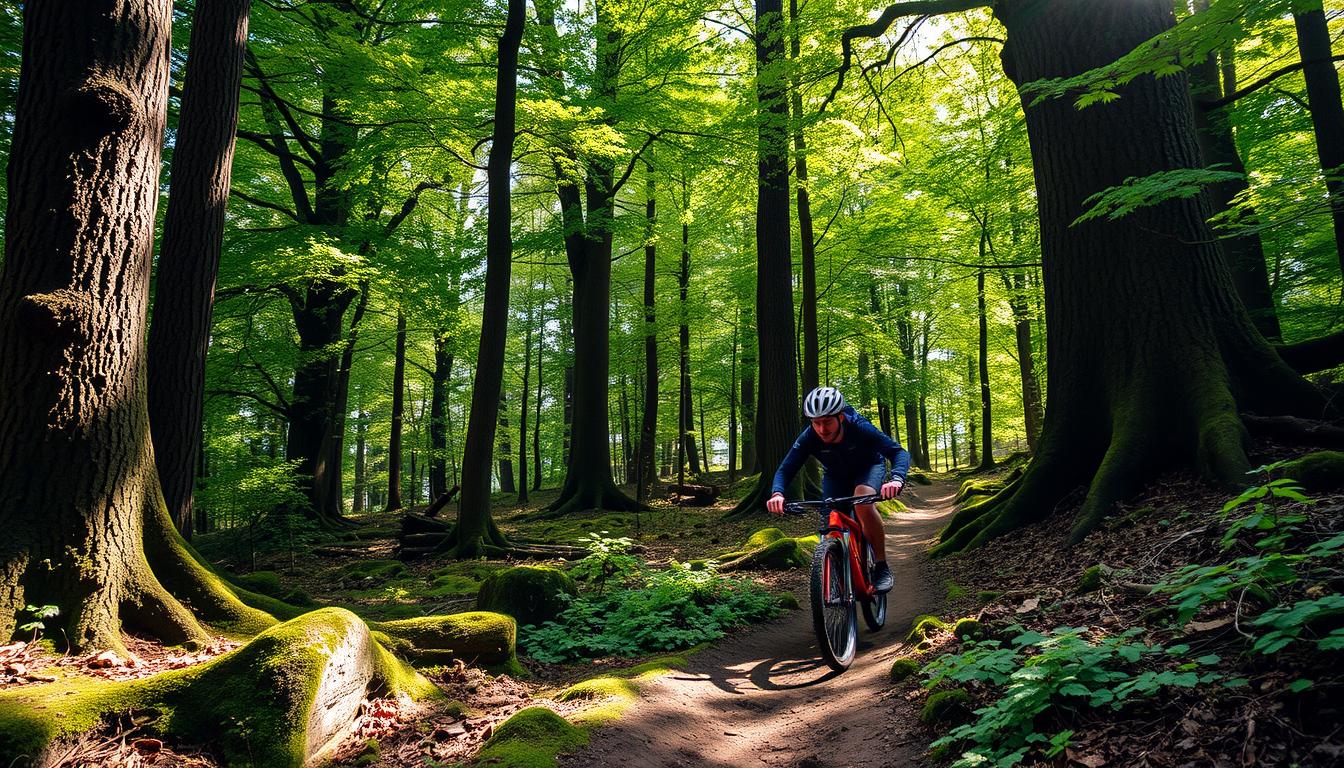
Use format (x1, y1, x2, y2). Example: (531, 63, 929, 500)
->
(558, 480, 957, 768)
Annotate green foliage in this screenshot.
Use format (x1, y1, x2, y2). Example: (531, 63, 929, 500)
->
(890, 657, 921, 683)
(569, 533, 641, 594)
(519, 562, 779, 664)
(17, 604, 58, 636)
(921, 689, 971, 724)
(1073, 168, 1247, 226)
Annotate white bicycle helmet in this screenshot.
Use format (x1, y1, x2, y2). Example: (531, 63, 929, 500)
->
(803, 386, 846, 418)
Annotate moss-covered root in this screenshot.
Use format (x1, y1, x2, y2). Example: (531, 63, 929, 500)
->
(476, 707, 589, 768)
(558, 677, 640, 726)
(0, 607, 438, 768)
(1277, 450, 1344, 492)
(372, 611, 523, 676)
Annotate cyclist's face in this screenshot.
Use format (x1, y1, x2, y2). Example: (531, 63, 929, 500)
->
(810, 415, 844, 443)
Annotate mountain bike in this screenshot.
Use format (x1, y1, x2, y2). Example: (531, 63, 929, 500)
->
(783, 493, 887, 671)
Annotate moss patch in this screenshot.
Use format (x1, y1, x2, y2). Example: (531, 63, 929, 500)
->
(907, 614, 949, 643)
(477, 566, 577, 627)
(233, 570, 284, 597)
(952, 618, 984, 640)
(337, 559, 408, 583)
(743, 527, 788, 549)
(1076, 565, 1103, 594)
(373, 612, 519, 671)
(889, 657, 921, 683)
(1278, 451, 1344, 492)
(921, 689, 971, 724)
(476, 706, 588, 768)
(876, 499, 906, 516)
(778, 593, 800, 610)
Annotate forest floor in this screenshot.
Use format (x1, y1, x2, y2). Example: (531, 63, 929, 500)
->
(8, 454, 1343, 767)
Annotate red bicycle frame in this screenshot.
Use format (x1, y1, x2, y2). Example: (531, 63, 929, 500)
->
(820, 508, 875, 602)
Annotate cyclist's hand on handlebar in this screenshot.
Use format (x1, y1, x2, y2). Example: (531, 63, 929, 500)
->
(881, 480, 903, 500)
(766, 492, 785, 516)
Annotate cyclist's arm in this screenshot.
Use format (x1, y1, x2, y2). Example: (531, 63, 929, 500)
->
(854, 418, 910, 483)
(770, 429, 814, 496)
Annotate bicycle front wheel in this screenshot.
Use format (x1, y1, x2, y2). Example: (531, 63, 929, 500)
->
(810, 537, 857, 671)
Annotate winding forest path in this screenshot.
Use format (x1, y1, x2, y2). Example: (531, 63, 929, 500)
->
(560, 479, 957, 768)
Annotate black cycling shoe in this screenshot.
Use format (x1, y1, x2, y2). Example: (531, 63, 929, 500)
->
(872, 561, 894, 593)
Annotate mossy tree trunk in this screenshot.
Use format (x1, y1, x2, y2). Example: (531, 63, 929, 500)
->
(147, 0, 251, 539)
(0, 0, 274, 653)
(1294, 0, 1344, 280)
(935, 0, 1326, 553)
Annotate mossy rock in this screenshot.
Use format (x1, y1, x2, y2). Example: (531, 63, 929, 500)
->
(372, 612, 519, 672)
(1278, 451, 1344, 493)
(721, 537, 810, 571)
(0, 607, 437, 767)
(477, 566, 577, 628)
(233, 570, 284, 597)
(889, 657, 920, 683)
(336, 558, 408, 583)
(476, 706, 588, 768)
(907, 470, 932, 485)
(557, 677, 639, 702)
(920, 689, 971, 724)
(876, 499, 906, 516)
(1076, 565, 1103, 594)
(778, 593, 800, 610)
(955, 479, 1000, 504)
(952, 618, 984, 640)
(907, 614, 948, 643)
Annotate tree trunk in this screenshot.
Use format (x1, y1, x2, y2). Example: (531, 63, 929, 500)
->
(1004, 269, 1044, 452)
(636, 166, 659, 501)
(429, 334, 452, 498)
(519, 301, 532, 505)
(790, 0, 820, 397)
(1294, 0, 1344, 280)
(1187, 6, 1280, 339)
(452, 0, 523, 556)
(869, 283, 893, 436)
(0, 0, 273, 652)
(385, 311, 407, 511)
(967, 352, 979, 467)
(353, 411, 367, 514)
(729, 315, 739, 483)
(938, 0, 1324, 553)
(147, 0, 251, 539)
(727, 0, 798, 518)
(977, 265, 995, 468)
(498, 390, 516, 494)
(740, 302, 758, 474)
(533, 290, 545, 492)
(678, 177, 702, 477)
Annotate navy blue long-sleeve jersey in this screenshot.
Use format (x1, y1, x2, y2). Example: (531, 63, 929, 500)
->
(771, 406, 911, 496)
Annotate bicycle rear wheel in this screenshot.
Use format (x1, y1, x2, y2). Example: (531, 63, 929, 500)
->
(810, 537, 857, 671)
(860, 542, 887, 631)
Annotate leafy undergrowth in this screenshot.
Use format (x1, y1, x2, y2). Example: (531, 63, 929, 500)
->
(899, 456, 1344, 767)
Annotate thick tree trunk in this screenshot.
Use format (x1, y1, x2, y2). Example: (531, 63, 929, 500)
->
(937, 0, 1324, 553)
(1294, 0, 1344, 280)
(727, 0, 798, 518)
(1004, 269, 1043, 451)
(636, 167, 659, 501)
(386, 311, 407, 511)
(0, 0, 273, 652)
(790, 0, 820, 397)
(147, 0, 251, 539)
(452, 0, 523, 556)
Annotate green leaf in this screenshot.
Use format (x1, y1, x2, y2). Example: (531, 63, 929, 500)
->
(1287, 679, 1313, 693)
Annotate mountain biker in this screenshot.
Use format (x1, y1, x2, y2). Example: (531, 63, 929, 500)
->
(766, 386, 910, 593)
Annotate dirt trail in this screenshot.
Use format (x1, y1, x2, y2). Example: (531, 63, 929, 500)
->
(560, 480, 957, 768)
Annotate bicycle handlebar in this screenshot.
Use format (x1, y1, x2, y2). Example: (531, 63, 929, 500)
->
(781, 493, 884, 514)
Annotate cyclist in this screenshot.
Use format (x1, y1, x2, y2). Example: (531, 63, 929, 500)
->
(766, 386, 910, 593)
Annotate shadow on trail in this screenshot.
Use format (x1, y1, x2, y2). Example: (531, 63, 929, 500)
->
(748, 655, 841, 691)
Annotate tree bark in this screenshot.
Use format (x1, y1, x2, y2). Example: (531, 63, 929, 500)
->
(353, 410, 367, 513)
(790, 0, 820, 397)
(977, 264, 995, 468)
(727, 0, 799, 518)
(0, 0, 273, 652)
(1294, 0, 1344, 281)
(498, 390, 516, 494)
(740, 302, 758, 474)
(936, 0, 1325, 553)
(678, 176, 702, 476)
(148, 0, 251, 539)
(429, 334, 452, 498)
(636, 166, 659, 501)
(385, 311, 407, 511)
(452, 0, 523, 556)
(519, 299, 533, 505)
(967, 352, 980, 467)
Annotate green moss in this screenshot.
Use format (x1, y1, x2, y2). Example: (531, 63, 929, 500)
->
(608, 652, 694, 680)
(354, 738, 380, 766)
(795, 534, 820, 549)
(743, 527, 787, 549)
(476, 707, 588, 768)
(920, 689, 971, 724)
(373, 612, 518, 668)
(951, 618, 983, 640)
(0, 608, 438, 768)
(778, 593, 800, 610)
(944, 582, 969, 600)
(477, 566, 577, 627)
(907, 470, 932, 485)
(1076, 565, 1103, 594)
(432, 561, 506, 583)
(337, 559, 408, 582)
(427, 574, 481, 598)
(233, 570, 284, 597)
(889, 657, 920, 683)
(556, 675, 640, 723)
(975, 590, 1002, 604)
(907, 614, 949, 643)
(1279, 451, 1344, 492)
(876, 499, 906, 516)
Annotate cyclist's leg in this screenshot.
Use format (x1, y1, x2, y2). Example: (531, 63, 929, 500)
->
(853, 463, 887, 562)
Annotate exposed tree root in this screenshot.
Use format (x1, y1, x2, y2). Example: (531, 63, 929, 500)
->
(535, 477, 647, 520)
(1241, 414, 1344, 449)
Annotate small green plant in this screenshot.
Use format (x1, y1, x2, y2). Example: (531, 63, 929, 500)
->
(569, 532, 641, 595)
(18, 604, 59, 638)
